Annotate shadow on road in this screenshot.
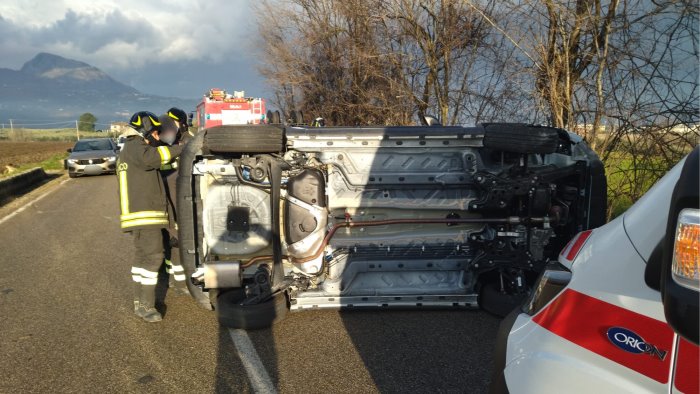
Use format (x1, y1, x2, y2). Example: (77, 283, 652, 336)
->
(340, 309, 500, 393)
(215, 326, 255, 393)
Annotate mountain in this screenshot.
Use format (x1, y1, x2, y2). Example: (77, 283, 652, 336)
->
(0, 53, 197, 127)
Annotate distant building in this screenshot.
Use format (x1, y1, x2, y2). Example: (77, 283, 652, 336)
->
(110, 122, 130, 135)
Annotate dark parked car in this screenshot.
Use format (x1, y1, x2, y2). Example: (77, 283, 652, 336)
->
(65, 138, 119, 178)
(176, 123, 607, 329)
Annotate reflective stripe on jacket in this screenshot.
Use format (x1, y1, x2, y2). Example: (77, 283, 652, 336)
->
(117, 136, 184, 231)
(160, 159, 178, 230)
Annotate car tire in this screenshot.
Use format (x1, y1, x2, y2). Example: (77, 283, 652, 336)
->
(203, 125, 284, 154)
(479, 282, 526, 318)
(483, 123, 559, 155)
(215, 288, 289, 330)
(266, 110, 282, 125)
(290, 110, 304, 125)
(69, 173, 77, 178)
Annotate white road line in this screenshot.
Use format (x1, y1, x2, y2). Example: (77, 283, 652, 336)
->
(0, 178, 69, 226)
(227, 328, 278, 394)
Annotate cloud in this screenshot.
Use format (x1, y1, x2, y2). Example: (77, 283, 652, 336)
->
(0, 0, 268, 98)
(32, 9, 162, 54)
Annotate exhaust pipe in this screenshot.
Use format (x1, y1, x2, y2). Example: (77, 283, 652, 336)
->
(191, 262, 242, 289)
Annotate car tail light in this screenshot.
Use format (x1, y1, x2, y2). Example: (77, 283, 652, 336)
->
(672, 208, 699, 291)
(561, 230, 593, 262)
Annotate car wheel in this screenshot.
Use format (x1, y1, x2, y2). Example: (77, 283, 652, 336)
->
(479, 281, 527, 317)
(203, 125, 284, 154)
(69, 173, 77, 178)
(482, 123, 559, 154)
(215, 288, 289, 330)
(290, 110, 304, 125)
(266, 110, 282, 125)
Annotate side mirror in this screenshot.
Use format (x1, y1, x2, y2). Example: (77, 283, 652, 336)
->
(661, 147, 699, 345)
(67, 148, 72, 153)
(115, 146, 121, 151)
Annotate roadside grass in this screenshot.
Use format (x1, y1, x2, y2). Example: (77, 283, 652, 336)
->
(604, 152, 670, 220)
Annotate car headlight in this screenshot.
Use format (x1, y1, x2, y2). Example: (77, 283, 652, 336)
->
(66, 159, 76, 164)
(104, 157, 117, 162)
(522, 265, 572, 315)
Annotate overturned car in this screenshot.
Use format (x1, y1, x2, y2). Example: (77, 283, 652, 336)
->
(177, 123, 606, 329)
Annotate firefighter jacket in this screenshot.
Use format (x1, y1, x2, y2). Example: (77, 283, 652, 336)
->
(117, 134, 184, 231)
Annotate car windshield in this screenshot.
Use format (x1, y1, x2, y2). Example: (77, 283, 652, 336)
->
(73, 140, 113, 152)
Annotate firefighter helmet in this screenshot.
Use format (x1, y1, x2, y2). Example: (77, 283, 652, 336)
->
(129, 111, 161, 135)
(166, 107, 188, 125)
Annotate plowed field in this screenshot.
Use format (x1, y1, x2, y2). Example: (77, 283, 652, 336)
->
(0, 141, 72, 172)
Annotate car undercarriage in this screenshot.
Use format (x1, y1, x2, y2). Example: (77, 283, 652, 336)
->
(177, 123, 606, 328)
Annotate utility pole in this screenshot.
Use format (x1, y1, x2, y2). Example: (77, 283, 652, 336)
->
(75, 120, 80, 141)
(10, 119, 13, 134)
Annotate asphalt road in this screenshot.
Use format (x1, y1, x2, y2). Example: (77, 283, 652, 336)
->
(0, 174, 501, 393)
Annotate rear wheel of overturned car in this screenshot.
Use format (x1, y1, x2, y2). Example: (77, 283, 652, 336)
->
(215, 288, 289, 330)
(203, 125, 284, 154)
(482, 123, 560, 155)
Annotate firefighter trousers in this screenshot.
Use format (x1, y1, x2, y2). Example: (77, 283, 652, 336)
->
(162, 228, 186, 284)
(130, 228, 165, 304)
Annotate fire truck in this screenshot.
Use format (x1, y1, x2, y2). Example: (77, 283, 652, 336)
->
(195, 89, 266, 130)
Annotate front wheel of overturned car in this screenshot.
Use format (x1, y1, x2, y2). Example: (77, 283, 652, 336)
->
(482, 123, 560, 155)
(215, 288, 289, 330)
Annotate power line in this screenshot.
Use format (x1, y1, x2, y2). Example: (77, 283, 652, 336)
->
(6, 121, 75, 126)
(2, 120, 120, 128)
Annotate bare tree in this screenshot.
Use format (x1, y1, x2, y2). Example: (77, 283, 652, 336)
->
(255, 0, 519, 126)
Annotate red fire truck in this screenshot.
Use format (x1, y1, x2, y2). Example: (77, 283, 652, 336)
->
(195, 89, 266, 130)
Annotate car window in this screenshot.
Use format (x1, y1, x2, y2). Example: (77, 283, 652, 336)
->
(73, 140, 113, 152)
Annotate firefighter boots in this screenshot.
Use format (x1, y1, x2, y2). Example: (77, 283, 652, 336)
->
(135, 285, 162, 323)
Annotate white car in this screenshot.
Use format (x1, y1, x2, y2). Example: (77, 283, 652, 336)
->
(117, 134, 128, 151)
(491, 147, 699, 393)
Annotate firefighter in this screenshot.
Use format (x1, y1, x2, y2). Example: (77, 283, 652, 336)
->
(311, 117, 325, 127)
(118, 111, 184, 322)
(156, 113, 188, 296)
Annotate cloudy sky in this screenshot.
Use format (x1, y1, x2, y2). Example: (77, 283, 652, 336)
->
(0, 0, 268, 99)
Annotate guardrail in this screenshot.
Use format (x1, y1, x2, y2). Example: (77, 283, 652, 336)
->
(0, 167, 48, 204)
